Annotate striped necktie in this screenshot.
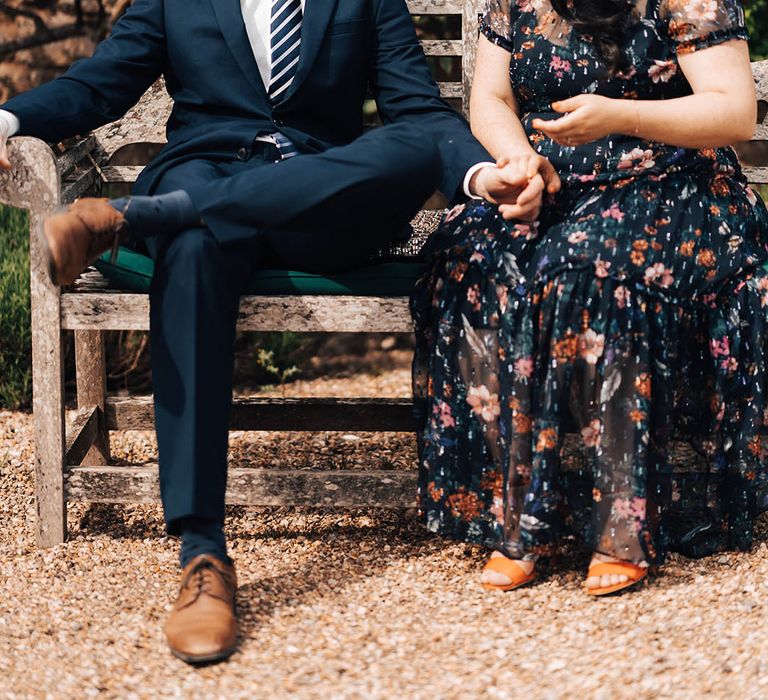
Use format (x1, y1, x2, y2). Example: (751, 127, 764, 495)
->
(269, 0, 303, 102)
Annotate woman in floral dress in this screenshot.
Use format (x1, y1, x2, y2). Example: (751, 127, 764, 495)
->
(412, 0, 768, 594)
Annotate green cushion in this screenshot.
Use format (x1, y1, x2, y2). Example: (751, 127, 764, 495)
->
(95, 246, 425, 297)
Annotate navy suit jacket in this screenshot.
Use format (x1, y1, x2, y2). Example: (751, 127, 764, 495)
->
(2, 0, 490, 202)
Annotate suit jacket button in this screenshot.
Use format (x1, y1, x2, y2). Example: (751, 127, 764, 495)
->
(237, 147, 248, 160)
(273, 117, 284, 127)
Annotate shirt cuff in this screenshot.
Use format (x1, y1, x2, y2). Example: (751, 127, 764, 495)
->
(0, 110, 20, 137)
(463, 161, 496, 200)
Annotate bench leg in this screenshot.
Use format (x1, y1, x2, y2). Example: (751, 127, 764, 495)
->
(30, 214, 67, 547)
(74, 330, 111, 466)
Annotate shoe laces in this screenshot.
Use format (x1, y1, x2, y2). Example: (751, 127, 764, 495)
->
(179, 559, 233, 607)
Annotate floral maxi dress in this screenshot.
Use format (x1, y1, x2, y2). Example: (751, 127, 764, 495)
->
(411, 0, 768, 565)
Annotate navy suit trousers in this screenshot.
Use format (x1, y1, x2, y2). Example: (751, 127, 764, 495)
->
(146, 123, 440, 531)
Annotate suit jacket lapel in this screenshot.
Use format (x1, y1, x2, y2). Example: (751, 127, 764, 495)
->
(279, 0, 339, 103)
(209, 0, 267, 98)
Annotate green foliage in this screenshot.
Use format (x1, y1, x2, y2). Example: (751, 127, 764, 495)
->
(250, 332, 308, 388)
(746, 0, 768, 60)
(0, 204, 31, 409)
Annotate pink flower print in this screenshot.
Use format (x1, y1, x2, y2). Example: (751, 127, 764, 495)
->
(746, 186, 758, 207)
(550, 55, 572, 79)
(578, 328, 605, 364)
(709, 336, 730, 358)
(438, 401, 455, 428)
(615, 65, 638, 80)
(568, 230, 588, 244)
(576, 173, 598, 183)
(444, 203, 466, 223)
(512, 223, 535, 239)
(612, 496, 646, 532)
(581, 418, 601, 448)
(466, 385, 502, 423)
(721, 357, 739, 373)
(594, 259, 611, 278)
(617, 147, 656, 172)
(470, 251, 484, 264)
(490, 497, 505, 524)
(685, 0, 718, 23)
(643, 262, 674, 287)
(466, 284, 481, 311)
(496, 284, 509, 312)
(613, 285, 628, 308)
(648, 60, 677, 84)
(514, 356, 534, 379)
(600, 202, 625, 221)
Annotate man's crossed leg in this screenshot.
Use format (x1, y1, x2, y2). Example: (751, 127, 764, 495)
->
(41, 123, 441, 663)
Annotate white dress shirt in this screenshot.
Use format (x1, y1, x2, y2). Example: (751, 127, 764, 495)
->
(241, 0, 305, 91)
(0, 0, 487, 197)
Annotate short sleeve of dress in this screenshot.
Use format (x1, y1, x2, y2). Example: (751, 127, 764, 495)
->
(480, 0, 516, 53)
(660, 0, 749, 54)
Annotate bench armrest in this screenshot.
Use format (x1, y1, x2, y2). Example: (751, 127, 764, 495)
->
(0, 136, 60, 215)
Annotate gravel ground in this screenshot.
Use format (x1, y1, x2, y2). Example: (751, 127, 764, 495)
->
(2, 364, 768, 699)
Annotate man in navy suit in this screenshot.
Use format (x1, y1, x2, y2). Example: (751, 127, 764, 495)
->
(0, 0, 549, 663)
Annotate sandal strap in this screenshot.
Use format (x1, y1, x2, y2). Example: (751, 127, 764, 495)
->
(587, 561, 646, 581)
(483, 557, 534, 583)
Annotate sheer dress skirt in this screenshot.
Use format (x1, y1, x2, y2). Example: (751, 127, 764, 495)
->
(411, 170, 768, 565)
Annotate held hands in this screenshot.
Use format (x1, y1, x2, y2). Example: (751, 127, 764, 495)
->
(532, 94, 626, 147)
(471, 154, 561, 221)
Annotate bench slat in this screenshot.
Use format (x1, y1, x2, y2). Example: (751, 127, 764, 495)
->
(61, 293, 414, 332)
(421, 39, 463, 56)
(744, 166, 768, 184)
(66, 465, 417, 508)
(405, 0, 463, 14)
(61, 165, 100, 203)
(58, 135, 97, 179)
(106, 396, 416, 431)
(438, 81, 462, 98)
(102, 165, 144, 184)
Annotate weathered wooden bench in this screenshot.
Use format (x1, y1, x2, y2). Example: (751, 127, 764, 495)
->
(0, 2, 766, 548)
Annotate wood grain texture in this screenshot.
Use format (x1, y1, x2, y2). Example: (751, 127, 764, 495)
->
(65, 407, 100, 467)
(74, 330, 110, 466)
(754, 60, 768, 103)
(744, 167, 768, 184)
(405, 0, 463, 14)
(61, 166, 100, 204)
(437, 82, 463, 99)
(106, 396, 416, 432)
(101, 165, 145, 184)
(0, 138, 69, 547)
(462, 0, 481, 119)
(421, 39, 463, 56)
(61, 293, 414, 332)
(57, 136, 98, 179)
(65, 466, 418, 508)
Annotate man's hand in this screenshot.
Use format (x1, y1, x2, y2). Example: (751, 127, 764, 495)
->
(532, 94, 626, 147)
(470, 154, 561, 221)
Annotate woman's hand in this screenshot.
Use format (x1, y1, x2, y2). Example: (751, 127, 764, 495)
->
(532, 94, 629, 147)
(471, 154, 561, 221)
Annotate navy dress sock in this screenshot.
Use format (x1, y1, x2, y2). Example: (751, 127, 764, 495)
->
(110, 190, 201, 241)
(178, 517, 231, 569)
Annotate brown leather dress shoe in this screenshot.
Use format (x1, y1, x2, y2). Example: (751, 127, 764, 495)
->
(164, 554, 239, 665)
(40, 197, 128, 286)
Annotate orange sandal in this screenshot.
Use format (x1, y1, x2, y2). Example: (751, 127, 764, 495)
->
(584, 561, 648, 596)
(481, 556, 537, 591)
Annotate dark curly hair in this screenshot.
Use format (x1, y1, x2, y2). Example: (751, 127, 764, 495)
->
(550, 0, 636, 75)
